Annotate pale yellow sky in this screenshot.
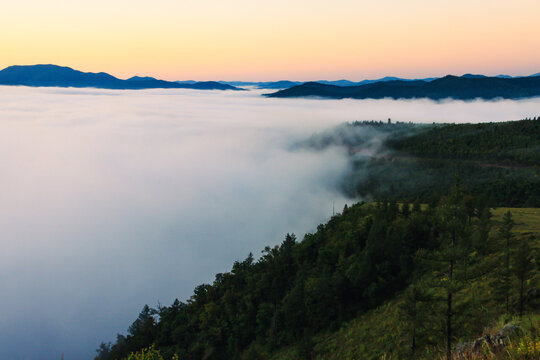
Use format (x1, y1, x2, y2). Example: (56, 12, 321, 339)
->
(2, 0, 539, 81)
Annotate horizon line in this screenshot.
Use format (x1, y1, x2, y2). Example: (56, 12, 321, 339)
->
(2, 63, 539, 83)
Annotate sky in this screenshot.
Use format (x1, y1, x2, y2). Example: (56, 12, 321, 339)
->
(0, 86, 539, 360)
(1, 0, 540, 81)
(1, 1, 540, 358)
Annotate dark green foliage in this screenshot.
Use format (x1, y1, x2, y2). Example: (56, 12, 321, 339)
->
(95, 201, 442, 360)
(94, 115, 540, 359)
(95, 190, 540, 360)
(513, 238, 535, 318)
(473, 207, 492, 254)
(100, 306, 158, 360)
(399, 281, 435, 357)
(128, 305, 158, 351)
(337, 118, 540, 207)
(500, 211, 515, 313)
(388, 118, 540, 165)
(424, 181, 473, 359)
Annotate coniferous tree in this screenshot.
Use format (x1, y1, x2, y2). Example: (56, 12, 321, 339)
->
(499, 211, 515, 313)
(412, 198, 421, 213)
(512, 237, 535, 318)
(473, 207, 492, 255)
(426, 179, 471, 360)
(399, 281, 434, 357)
(402, 201, 411, 217)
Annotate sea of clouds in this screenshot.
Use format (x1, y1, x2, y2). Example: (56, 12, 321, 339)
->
(0, 86, 538, 360)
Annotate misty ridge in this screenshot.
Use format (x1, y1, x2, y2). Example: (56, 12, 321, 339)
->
(295, 118, 540, 206)
(0, 86, 539, 360)
(292, 120, 421, 153)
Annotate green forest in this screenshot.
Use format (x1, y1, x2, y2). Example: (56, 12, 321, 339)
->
(332, 117, 539, 207)
(96, 119, 540, 360)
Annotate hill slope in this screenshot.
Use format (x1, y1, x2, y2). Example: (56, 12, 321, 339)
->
(266, 75, 540, 100)
(94, 119, 540, 360)
(95, 200, 540, 360)
(298, 118, 540, 207)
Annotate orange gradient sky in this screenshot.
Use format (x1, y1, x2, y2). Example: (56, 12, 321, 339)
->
(2, 0, 539, 81)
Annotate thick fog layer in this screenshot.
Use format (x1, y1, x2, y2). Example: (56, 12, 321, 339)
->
(0, 86, 538, 360)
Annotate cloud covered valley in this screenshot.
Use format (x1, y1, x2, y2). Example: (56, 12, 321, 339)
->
(0, 86, 538, 359)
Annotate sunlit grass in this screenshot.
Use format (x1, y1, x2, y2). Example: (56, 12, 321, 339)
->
(492, 207, 540, 236)
(295, 206, 540, 360)
(126, 345, 178, 360)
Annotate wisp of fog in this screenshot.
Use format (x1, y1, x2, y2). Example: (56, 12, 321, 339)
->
(0, 86, 538, 360)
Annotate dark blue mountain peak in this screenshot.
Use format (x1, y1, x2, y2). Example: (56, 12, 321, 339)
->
(461, 74, 487, 78)
(127, 76, 158, 81)
(0, 64, 241, 90)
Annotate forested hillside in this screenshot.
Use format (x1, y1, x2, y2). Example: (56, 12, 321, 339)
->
(318, 118, 540, 207)
(96, 119, 540, 360)
(96, 198, 437, 360)
(96, 190, 540, 359)
(387, 117, 539, 165)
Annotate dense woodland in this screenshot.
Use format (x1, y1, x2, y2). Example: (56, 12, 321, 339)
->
(96, 190, 540, 359)
(96, 119, 540, 360)
(387, 118, 540, 165)
(335, 118, 540, 207)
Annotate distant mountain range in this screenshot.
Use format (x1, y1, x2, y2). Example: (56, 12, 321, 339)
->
(219, 74, 536, 89)
(220, 77, 439, 89)
(217, 80, 300, 89)
(0, 65, 240, 90)
(2, 65, 539, 99)
(266, 74, 540, 100)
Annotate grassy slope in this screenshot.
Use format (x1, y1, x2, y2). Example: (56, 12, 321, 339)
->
(268, 207, 540, 360)
(492, 208, 540, 236)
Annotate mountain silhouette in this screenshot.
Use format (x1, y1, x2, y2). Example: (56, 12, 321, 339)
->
(266, 74, 540, 100)
(220, 77, 438, 89)
(0, 65, 241, 90)
(220, 80, 301, 89)
(127, 76, 158, 81)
